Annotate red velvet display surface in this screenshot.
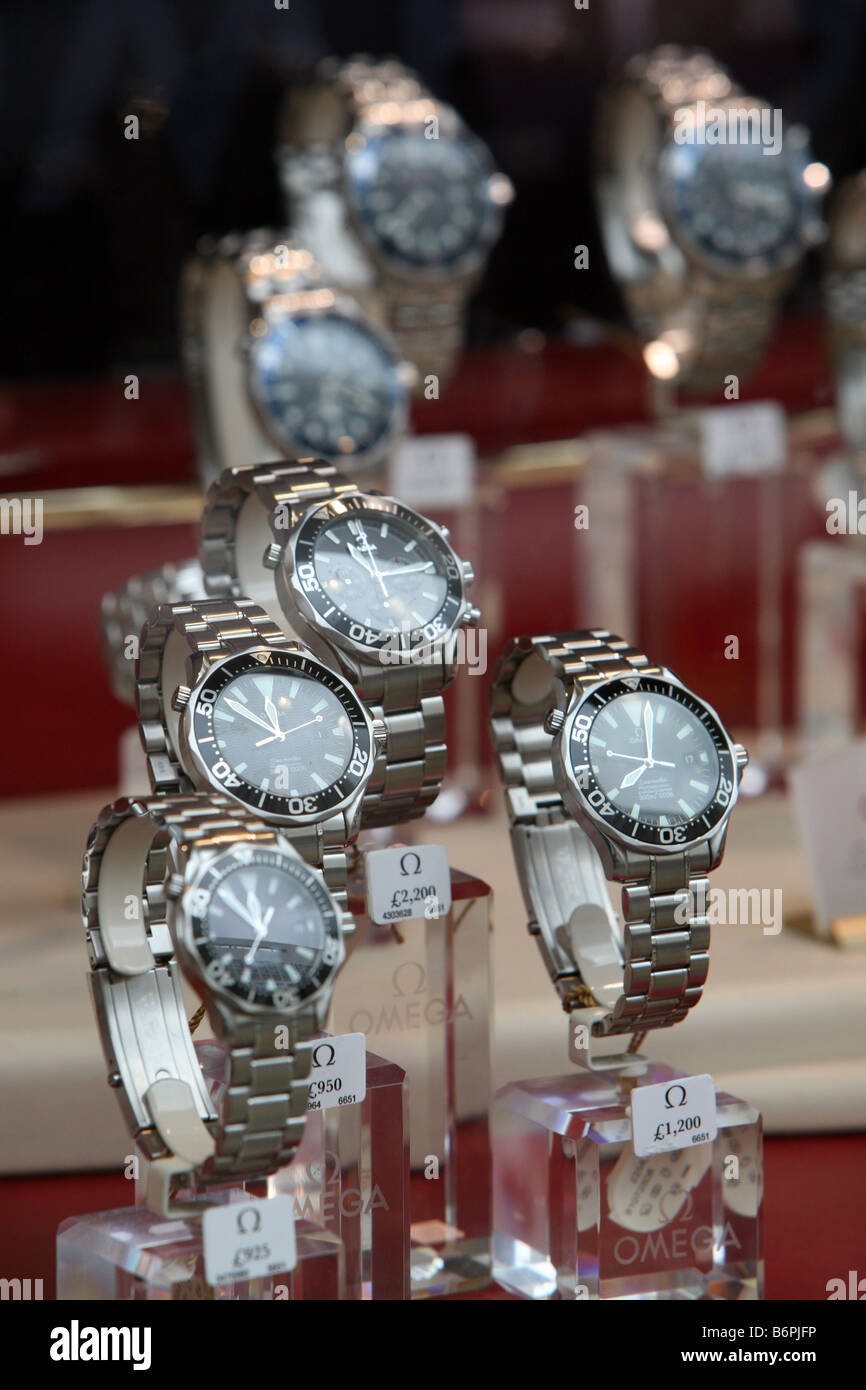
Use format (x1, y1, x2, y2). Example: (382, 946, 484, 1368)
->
(1, 1135, 862, 1301)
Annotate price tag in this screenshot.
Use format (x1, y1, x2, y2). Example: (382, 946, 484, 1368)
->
(699, 401, 787, 478)
(630, 1073, 717, 1158)
(789, 740, 866, 938)
(306, 1032, 366, 1113)
(202, 1196, 296, 1287)
(388, 433, 476, 508)
(364, 844, 452, 925)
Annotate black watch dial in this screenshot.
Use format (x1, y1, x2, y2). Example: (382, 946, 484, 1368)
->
(292, 495, 464, 651)
(249, 312, 403, 462)
(189, 649, 372, 820)
(186, 843, 341, 1008)
(346, 128, 494, 270)
(567, 677, 735, 849)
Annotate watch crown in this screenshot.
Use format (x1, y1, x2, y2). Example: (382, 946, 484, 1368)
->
(462, 605, 482, 625)
(462, 560, 475, 586)
(172, 685, 192, 712)
(263, 542, 283, 571)
(544, 708, 565, 736)
(371, 718, 388, 752)
(439, 525, 451, 541)
(733, 743, 750, 771)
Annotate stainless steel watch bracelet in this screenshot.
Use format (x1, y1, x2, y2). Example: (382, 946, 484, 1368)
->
(595, 45, 785, 395)
(101, 558, 205, 706)
(82, 794, 319, 1183)
(135, 595, 351, 898)
(199, 460, 449, 828)
(490, 630, 713, 1037)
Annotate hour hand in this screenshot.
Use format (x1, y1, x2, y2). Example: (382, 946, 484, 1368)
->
(620, 763, 648, 789)
(224, 699, 280, 735)
(346, 541, 374, 575)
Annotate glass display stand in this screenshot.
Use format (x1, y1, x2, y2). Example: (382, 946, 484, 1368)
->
(797, 535, 866, 751)
(492, 1060, 762, 1301)
(57, 1040, 408, 1301)
(330, 864, 493, 1297)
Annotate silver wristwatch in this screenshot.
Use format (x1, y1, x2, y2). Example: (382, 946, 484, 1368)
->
(136, 594, 384, 864)
(199, 459, 479, 826)
(490, 630, 748, 1039)
(181, 230, 414, 489)
(102, 558, 204, 706)
(824, 173, 866, 455)
(83, 793, 350, 1190)
(277, 55, 513, 385)
(595, 45, 828, 394)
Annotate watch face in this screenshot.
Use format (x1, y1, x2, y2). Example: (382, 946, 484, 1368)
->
(346, 128, 495, 270)
(291, 494, 465, 652)
(188, 649, 372, 820)
(249, 312, 403, 462)
(185, 843, 341, 1008)
(660, 131, 805, 269)
(566, 677, 736, 849)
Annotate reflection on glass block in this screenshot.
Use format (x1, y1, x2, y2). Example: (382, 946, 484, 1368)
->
(57, 1195, 344, 1301)
(270, 1047, 410, 1301)
(330, 870, 493, 1297)
(493, 1065, 762, 1301)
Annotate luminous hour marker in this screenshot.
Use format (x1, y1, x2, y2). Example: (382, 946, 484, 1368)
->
(594, 736, 607, 750)
(269, 878, 279, 893)
(421, 591, 437, 602)
(411, 611, 424, 624)
(624, 700, 642, 726)
(380, 523, 389, 537)
(311, 772, 327, 789)
(677, 798, 694, 816)
(235, 761, 248, 773)
(602, 710, 618, 727)
(311, 698, 327, 713)
(676, 725, 691, 740)
(288, 679, 300, 698)
(229, 687, 249, 705)
(295, 947, 314, 960)
(630, 803, 640, 818)
(404, 540, 417, 552)
(287, 896, 301, 910)
(260, 778, 270, 790)
(656, 704, 666, 724)
(324, 752, 343, 764)
(325, 529, 339, 542)
(658, 815, 669, 826)
(689, 779, 709, 794)
(215, 709, 233, 721)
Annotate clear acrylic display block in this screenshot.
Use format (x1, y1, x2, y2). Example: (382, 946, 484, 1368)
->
(493, 1064, 762, 1301)
(798, 537, 866, 750)
(269, 1045, 410, 1301)
(57, 1191, 343, 1301)
(330, 866, 493, 1298)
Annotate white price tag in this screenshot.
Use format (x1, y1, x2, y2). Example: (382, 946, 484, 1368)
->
(364, 844, 452, 925)
(630, 1073, 717, 1158)
(306, 1032, 366, 1113)
(699, 401, 787, 478)
(790, 740, 866, 937)
(388, 433, 476, 508)
(202, 1196, 296, 1287)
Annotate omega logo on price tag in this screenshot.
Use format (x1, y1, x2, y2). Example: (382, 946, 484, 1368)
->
(629, 1073, 717, 1158)
(202, 1196, 296, 1288)
(306, 1032, 366, 1113)
(364, 844, 452, 925)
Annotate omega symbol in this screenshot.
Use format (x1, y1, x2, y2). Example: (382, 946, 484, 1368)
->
(399, 851, 422, 876)
(392, 960, 426, 997)
(664, 1084, 688, 1110)
(236, 1206, 261, 1235)
(311, 1042, 336, 1069)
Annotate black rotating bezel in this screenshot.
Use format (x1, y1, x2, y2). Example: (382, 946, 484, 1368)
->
(187, 845, 340, 1009)
(565, 676, 736, 850)
(292, 494, 464, 652)
(187, 648, 372, 822)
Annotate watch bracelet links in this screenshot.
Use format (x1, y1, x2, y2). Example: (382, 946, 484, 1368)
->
(135, 594, 351, 901)
(82, 794, 318, 1182)
(614, 46, 783, 394)
(200, 461, 450, 828)
(101, 558, 205, 707)
(490, 630, 712, 1035)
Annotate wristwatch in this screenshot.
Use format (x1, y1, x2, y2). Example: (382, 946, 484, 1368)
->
(102, 558, 204, 706)
(136, 595, 383, 860)
(595, 45, 829, 394)
(489, 630, 748, 1039)
(82, 793, 350, 1188)
(199, 459, 479, 825)
(182, 230, 414, 489)
(276, 55, 513, 385)
(824, 173, 866, 454)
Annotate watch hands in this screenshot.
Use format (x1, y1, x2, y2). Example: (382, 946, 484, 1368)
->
(218, 888, 264, 933)
(264, 697, 283, 736)
(376, 560, 434, 577)
(354, 523, 390, 600)
(620, 763, 648, 789)
(243, 905, 276, 966)
(605, 751, 676, 768)
(255, 714, 324, 747)
(224, 699, 281, 736)
(643, 700, 654, 764)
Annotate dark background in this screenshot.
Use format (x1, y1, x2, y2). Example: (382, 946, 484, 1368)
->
(2, 0, 866, 380)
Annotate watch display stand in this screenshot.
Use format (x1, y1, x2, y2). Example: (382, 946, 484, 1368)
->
(330, 864, 493, 1297)
(56, 1039, 409, 1301)
(492, 1057, 763, 1301)
(797, 536, 866, 752)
